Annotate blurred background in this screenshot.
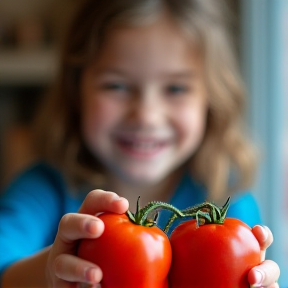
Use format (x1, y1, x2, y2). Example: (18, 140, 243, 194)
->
(0, 0, 287, 286)
(0, 0, 78, 186)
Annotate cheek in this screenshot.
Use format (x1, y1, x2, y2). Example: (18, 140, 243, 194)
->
(81, 98, 122, 139)
(174, 105, 207, 147)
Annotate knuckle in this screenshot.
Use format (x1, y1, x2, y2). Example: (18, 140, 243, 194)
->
(90, 189, 117, 201)
(263, 225, 273, 244)
(82, 190, 104, 209)
(87, 189, 104, 201)
(58, 213, 72, 232)
(58, 213, 79, 242)
(86, 190, 115, 207)
(74, 262, 86, 280)
(53, 255, 64, 276)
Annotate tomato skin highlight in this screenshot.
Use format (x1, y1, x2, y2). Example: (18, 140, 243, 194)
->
(169, 218, 261, 288)
(77, 213, 172, 288)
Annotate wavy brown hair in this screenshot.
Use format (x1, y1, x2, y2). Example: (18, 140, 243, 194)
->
(33, 0, 257, 199)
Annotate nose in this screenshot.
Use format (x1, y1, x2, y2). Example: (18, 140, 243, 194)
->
(127, 88, 164, 126)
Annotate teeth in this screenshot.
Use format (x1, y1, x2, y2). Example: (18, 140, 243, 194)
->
(132, 141, 157, 151)
(122, 139, 161, 151)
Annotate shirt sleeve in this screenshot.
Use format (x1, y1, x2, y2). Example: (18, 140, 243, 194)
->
(226, 192, 262, 228)
(0, 164, 64, 280)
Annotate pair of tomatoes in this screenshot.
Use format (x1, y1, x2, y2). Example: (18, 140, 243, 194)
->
(77, 199, 261, 288)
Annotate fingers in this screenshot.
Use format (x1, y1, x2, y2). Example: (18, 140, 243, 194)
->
(262, 282, 280, 288)
(248, 260, 280, 288)
(53, 254, 102, 283)
(48, 213, 105, 287)
(252, 225, 273, 250)
(57, 213, 105, 245)
(78, 190, 129, 215)
(252, 225, 273, 260)
(47, 190, 129, 287)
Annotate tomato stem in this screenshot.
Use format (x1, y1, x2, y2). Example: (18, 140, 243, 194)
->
(163, 197, 231, 234)
(126, 196, 231, 233)
(126, 196, 185, 228)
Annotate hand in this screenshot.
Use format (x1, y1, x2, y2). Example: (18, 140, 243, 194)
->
(248, 225, 280, 288)
(46, 190, 129, 288)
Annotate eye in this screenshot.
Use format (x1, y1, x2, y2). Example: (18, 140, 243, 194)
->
(166, 84, 189, 95)
(102, 82, 129, 91)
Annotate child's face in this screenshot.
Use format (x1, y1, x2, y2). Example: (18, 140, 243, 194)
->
(80, 17, 208, 185)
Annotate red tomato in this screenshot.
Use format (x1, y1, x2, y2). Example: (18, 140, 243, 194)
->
(169, 218, 261, 288)
(77, 212, 172, 288)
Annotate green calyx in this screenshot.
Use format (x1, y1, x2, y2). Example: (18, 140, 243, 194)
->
(183, 196, 230, 225)
(126, 196, 184, 227)
(126, 196, 231, 234)
(163, 197, 231, 234)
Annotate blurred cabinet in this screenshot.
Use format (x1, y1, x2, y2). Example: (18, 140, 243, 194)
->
(0, 49, 58, 85)
(0, 0, 77, 187)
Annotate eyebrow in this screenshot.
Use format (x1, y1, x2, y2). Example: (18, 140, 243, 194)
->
(163, 71, 196, 79)
(93, 68, 196, 79)
(93, 68, 128, 76)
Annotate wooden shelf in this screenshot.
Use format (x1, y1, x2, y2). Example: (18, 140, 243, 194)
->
(0, 48, 58, 86)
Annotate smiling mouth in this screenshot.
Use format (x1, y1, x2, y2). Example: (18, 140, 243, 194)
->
(115, 137, 171, 158)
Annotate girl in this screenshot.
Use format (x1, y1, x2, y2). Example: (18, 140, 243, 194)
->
(0, 0, 280, 287)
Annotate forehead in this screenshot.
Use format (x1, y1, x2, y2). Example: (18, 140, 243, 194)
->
(95, 16, 202, 74)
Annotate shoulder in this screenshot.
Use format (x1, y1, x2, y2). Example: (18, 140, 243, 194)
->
(6, 162, 64, 189)
(226, 191, 262, 227)
(0, 163, 68, 274)
(1, 162, 66, 208)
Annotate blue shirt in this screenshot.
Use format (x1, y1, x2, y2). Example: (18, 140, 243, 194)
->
(0, 162, 262, 279)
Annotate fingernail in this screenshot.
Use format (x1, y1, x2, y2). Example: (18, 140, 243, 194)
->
(84, 267, 99, 283)
(85, 220, 99, 234)
(261, 225, 269, 241)
(112, 193, 124, 201)
(251, 269, 264, 287)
